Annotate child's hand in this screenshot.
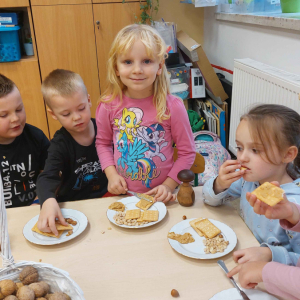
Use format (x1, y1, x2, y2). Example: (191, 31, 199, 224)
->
(233, 247, 272, 264)
(37, 198, 68, 236)
(214, 160, 245, 194)
(227, 261, 268, 289)
(107, 173, 128, 195)
(247, 181, 300, 225)
(145, 184, 176, 203)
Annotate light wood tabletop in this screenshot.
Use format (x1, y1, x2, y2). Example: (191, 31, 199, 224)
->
(6, 187, 280, 300)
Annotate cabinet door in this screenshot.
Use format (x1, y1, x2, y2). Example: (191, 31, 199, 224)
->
(1, 0, 29, 7)
(32, 4, 100, 138)
(93, 2, 141, 92)
(1, 58, 49, 138)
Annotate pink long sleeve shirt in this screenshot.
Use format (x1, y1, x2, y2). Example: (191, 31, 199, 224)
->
(95, 94, 195, 192)
(262, 204, 300, 300)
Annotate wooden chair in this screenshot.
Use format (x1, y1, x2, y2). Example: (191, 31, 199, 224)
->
(173, 148, 205, 186)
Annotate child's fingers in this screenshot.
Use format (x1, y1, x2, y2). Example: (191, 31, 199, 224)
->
(224, 171, 244, 181)
(247, 283, 258, 289)
(223, 164, 242, 174)
(237, 255, 250, 264)
(154, 188, 166, 202)
(120, 177, 128, 192)
(57, 211, 68, 226)
(162, 192, 174, 203)
(48, 218, 58, 236)
(38, 218, 51, 233)
(144, 188, 157, 196)
(246, 193, 257, 207)
(270, 181, 280, 187)
(232, 250, 245, 263)
(227, 265, 241, 277)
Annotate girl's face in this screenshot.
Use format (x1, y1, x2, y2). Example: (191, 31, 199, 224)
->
(115, 40, 163, 99)
(235, 119, 285, 184)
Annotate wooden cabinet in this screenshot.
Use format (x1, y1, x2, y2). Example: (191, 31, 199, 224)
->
(32, 4, 100, 137)
(31, 0, 91, 5)
(1, 0, 29, 7)
(1, 58, 49, 137)
(93, 2, 141, 92)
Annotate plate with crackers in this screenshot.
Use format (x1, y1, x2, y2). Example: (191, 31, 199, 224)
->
(23, 208, 88, 245)
(168, 218, 237, 259)
(107, 196, 167, 228)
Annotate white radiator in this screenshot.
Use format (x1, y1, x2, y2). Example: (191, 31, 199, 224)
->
(229, 58, 300, 155)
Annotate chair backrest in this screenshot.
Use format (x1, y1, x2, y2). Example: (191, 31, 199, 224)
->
(173, 148, 205, 183)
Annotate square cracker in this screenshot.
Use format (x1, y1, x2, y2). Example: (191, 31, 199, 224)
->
(195, 219, 221, 239)
(32, 223, 64, 238)
(137, 211, 145, 222)
(251, 182, 284, 206)
(137, 193, 154, 203)
(189, 218, 205, 237)
(143, 210, 159, 222)
(125, 209, 141, 220)
(136, 199, 153, 211)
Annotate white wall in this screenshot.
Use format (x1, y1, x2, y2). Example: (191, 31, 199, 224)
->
(203, 6, 300, 82)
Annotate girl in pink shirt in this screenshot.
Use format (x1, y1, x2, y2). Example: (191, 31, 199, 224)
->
(228, 186, 300, 300)
(96, 24, 195, 203)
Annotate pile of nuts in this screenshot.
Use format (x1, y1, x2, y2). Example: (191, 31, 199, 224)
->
(203, 234, 229, 254)
(113, 212, 149, 226)
(0, 266, 71, 300)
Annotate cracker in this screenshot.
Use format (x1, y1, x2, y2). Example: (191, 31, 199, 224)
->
(251, 182, 284, 206)
(189, 218, 205, 237)
(125, 209, 141, 220)
(142, 210, 159, 222)
(32, 223, 64, 238)
(108, 202, 125, 212)
(240, 167, 247, 170)
(54, 221, 73, 231)
(137, 211, 145, 222)
(195, 219, 221, 239)
(136, 199, 153, 211)
(136, 193, 154, 203)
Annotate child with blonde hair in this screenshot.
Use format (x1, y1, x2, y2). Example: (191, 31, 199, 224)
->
(203, 104, 300, 266)
(96, 24, 195, 203)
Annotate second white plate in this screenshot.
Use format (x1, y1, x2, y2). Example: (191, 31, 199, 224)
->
(210, 288, 279, 300)
(107, 196, 167, 228)
(168, 218, 237, 259)
(23, 208, 88, 246)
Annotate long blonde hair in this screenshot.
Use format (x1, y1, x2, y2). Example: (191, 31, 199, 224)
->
(100, 24, 171, 122)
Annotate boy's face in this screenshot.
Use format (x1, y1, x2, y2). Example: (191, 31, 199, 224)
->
(48, 87, 92, 134)
(0, 87, 26, 144)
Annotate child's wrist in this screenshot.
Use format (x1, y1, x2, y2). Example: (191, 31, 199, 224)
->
(285, 203, 300, 225)
(214, 177, 226, 194)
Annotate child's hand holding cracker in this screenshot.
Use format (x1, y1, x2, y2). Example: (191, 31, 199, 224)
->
(214, 160, 245, 194)
(233, 247, 272, 264)
(105, 166, 128, 195)
(227, 261, 268, 289)
(247, 181, 300, 225)
(145, 184, 176, 203)
(37, 198, 68, 236)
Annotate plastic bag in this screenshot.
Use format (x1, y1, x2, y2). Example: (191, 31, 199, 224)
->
(152, 21, 177, 53)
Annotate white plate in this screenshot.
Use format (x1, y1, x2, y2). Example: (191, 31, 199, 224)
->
(106, 196, 167, 228)
(168, 218, 237, 259)
(23, 209, 88, 245)
(210, 288, 279, 300)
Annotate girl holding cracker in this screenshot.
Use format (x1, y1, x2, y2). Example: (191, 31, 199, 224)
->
(96, 24, 195, 203)
(227, 191, 300, 300)
(202, 104, 300, 266)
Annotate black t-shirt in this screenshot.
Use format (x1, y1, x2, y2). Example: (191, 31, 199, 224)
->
(0, 124, 50, 208)
(37, 119, 108, 205)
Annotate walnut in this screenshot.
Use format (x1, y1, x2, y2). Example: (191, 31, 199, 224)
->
(3, 296, 18, 300)
(15, 282, 23, 292)
(19, 266, 39, 285)
(28, 282, 49, 298)
(16, 286, 35, 300)
(46, 292, 70, 300)
(0, 280, 16, 299)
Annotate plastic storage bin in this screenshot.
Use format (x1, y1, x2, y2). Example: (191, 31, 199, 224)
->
(234, 0, 265, 13)
(0, 26, 21, 62)
(280, 0, 300, 13)
(264, 0, 281, 12)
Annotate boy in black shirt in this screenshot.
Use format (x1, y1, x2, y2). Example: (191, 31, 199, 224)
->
(37, 69, 108, 235)
(0, 74, 50, 208)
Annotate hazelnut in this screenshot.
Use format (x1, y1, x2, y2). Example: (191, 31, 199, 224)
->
(182, 215, 187, 220)
(219, 234, 223, 238)
(46, 292, 70, 300)
(29, 282, 49, 297)
(171, 289, 179, 297)
(16, 286, 35, 300)
(19, 266, 39, 285)
(36, 298, 47, 300)
(15, 282, 24, 292)
(0, 280, 16, 298)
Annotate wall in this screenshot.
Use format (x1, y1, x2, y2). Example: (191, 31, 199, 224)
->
(203, 6, 300, 82)
(156, 1, 204, 45)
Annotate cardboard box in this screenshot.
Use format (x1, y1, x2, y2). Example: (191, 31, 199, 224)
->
(177, 30, 228, 102)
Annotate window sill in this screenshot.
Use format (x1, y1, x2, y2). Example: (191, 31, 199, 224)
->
(215, 12, 300, 31)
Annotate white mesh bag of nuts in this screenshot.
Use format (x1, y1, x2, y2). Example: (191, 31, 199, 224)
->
(0, 174, 85, 300)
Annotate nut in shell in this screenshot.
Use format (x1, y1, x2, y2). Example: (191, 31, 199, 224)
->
(29, 282, 49, 298)
(0, 280, 16, 297)
(3, 296, 18, 300)
(16, 286, 35, 300)
(19, 266, 39, 285)
(46, 292, 70, 300)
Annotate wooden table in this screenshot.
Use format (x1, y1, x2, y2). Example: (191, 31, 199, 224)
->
(6, 187, 277, 300)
